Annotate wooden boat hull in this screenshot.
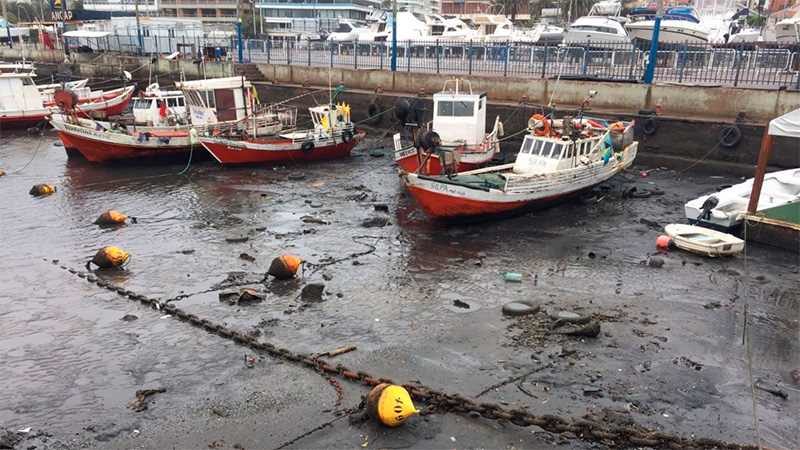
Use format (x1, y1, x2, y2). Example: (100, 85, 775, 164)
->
(0, 112, 50, 127)
(52, 120, 192, 163)
(200, 131, 365, 165)
(664, 224, 744, 257)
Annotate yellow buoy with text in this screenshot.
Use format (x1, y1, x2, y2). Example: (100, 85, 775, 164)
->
(366, 383, 419, 427)
(87, 246, 130, 269)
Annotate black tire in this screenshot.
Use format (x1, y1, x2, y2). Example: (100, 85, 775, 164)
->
(342, 130, 353, 143)
(642, 116, 658, 136)
(394, 98, 411, 123)
(301, 141, 314, 152)
(719, 125, 742, 148)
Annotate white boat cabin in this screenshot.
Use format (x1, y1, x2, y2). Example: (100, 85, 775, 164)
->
(512, 134, 603, 175)
(132, 83, 188, 126)
(176, 76, 255, 126)
(0, 73, 48, 115)
(433, 79, 487, 147)
(310, 103, 351, 133)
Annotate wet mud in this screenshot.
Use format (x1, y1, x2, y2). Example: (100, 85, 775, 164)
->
(0, 125, 798, 449)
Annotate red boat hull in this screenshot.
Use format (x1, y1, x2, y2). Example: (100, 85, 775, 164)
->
(58, 131, 191, 163)
(202, 133, 365, 165)
(405, 183, 530, 218)
(0, 113, 49, 127)
(396, 152, 482, 174)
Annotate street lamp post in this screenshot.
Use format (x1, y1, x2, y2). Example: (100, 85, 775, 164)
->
(643, 0, 663, 84)
(390, 0, 396, 71)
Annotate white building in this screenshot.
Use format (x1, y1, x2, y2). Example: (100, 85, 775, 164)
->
(398, 0, 441, 15)
(82, 0, 160, 13)
(256, 0, 382, 36)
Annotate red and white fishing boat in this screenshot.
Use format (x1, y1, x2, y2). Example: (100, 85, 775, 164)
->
(47, 85, 135, 119)
(199, 102, 365, 165)
(402, 108, 638, 220)
(395, 79, 503, 175)
(51, 76, 286, 163)
(0, 72, 52, 126)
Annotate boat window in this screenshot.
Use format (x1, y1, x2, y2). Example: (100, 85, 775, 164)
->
(551, 143, 564, 159)
(177, 97, 185, 107)
(478, 98, 484, 110)
(22, 77, 33, 86)
(335, 23, 352, 33)
(167, 97, 179, 107)
(540, 141, 554, 157)
(437, 100, 474, 117)
(133, 99, 151, 109)
(520, 137, 534, 154)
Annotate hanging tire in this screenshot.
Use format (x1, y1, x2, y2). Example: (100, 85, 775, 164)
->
(642, 116, 658, 136)
(342, 130, 353, 143)
(718, 125, 742, 148)
(301, 141, 314, 152)
(367, 102, 382, 125)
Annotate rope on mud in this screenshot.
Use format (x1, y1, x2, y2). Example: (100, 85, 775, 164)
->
(677, 140, 723, 175)
(353, 106, 396, 126)
(304, 235, 383, 276)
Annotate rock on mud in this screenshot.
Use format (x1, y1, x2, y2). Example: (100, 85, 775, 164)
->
(647, 256, 665, 268)
(558, 321, 601, 338)
(0, 429, 23, 449)
(361, 216, 390, 228)
(502, 301, 539, 317)
(301, 283, 326, 302)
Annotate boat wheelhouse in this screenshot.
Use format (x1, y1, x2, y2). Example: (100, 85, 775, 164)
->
(0, 72, 51, 126)
(132, 83, 188, 126)
(395, 79, 502, 175)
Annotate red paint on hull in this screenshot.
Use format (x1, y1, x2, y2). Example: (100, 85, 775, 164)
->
(396, 152, 481, 174)
(76, 93, 133, 119)
(0, 114, 49, 127)
(203, 139, 361, 165)
(57, 131, 191, 163)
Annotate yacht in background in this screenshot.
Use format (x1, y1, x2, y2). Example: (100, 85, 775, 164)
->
(775, 14, 800, 44)
(563, 16, 630, 46)
(625, 6, 710, 45)
(327, 20, 387, 42)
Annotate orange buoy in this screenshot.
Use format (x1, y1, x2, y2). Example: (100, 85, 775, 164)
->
(87, 246, 130, 270)
(656, 235, 672, 250)
(29, 183, 56, 196)
(267, 254, 303, 280)
(95, 210, 129, 226)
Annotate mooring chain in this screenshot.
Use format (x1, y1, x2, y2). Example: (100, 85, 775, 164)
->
(52, 259, 757, 450)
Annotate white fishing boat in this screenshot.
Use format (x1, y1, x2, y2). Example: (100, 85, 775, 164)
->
(563, 16, 630, 46)
(401, 93, 638, 220)
(131, 83, 189, 126)
(664, 224, 744, 257)
(37, 79, 90, 96)
(395, 79, 503, 175)
(684, 168, 800, 231)
(0, 72, 52, 126)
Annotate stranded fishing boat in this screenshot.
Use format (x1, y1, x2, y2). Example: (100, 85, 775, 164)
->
(131, 83, 189, 126)
(51, 76, 271, 162)
(199, 102, 365, 165)
(395, 79, 503, 175)
(0, 72, 52, 126)
(402, 104, 637, 220)
(47, 85, 135, 119)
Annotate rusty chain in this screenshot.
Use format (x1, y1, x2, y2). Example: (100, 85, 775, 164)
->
(53, 260, 758, 450)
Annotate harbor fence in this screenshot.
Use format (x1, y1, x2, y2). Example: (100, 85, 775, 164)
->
(25, 33, 800, 89)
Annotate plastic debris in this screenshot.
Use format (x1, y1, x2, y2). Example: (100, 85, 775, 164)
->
(503, 272, 523, 282)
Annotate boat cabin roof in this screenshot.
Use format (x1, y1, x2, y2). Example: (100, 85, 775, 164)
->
(517, 133, 599, 160)
(176, 76, 252, 91)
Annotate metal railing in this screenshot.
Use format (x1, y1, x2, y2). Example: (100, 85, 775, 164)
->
(27, 32, 800, 89)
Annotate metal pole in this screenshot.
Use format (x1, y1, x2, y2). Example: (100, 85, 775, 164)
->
(747, 129, 773, 213)
(135, 0, 143, 55)
(251, 0, 256, 38)
(643, 0, 663, 84)
(236, 19, 243, 63)
(390, 0, 397, 71)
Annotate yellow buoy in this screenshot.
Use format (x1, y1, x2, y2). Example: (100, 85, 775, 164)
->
(87, 246, 130, 270)
(95, 210, 129, 226)
(267, 254, 303, 280)
(366, 383, 419, 427)
(0, 169, 6, 177)
(29, 183, 56, 196)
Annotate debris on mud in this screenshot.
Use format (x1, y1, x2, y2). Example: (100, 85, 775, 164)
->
(453, 299, 471, 309)
(673, 356, 703, 371)
(502, 301, 538, 316)
(361, 216, 389, 228)
(225, 236, 249, 244)
(0, 428, 23, 449)
(120, 314, 138, 322)
(219, 288, 265, 305)
(316, 345, 357, 359)
(647, 256, 665, 268)
(301, 283, 326, 302)
(301, 215, 329, 225)
(557, 321, 601, 338)
(754, 379, 788, 399)
(239, 252, 256, 262)
(128, 388, 166, 412)
(508, 306, 612, 347)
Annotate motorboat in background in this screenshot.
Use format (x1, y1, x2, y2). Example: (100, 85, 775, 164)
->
(0, 72, 53, 126)
(775, 15, 800, 44)
(684, 168, 800, 231)
(625, 6, 710, 45)
(563, 16, 630, 46)
(326, 20, 387, 42)
(395, 79, 503, 175)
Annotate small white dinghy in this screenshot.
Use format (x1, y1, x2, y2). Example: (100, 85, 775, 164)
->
(664, 224, 744, 257)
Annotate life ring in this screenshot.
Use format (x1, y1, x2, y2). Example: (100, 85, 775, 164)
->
(301, 141, 315, 152)
(642, 116, 658, 136)
(342, 130, 354, 143)
(718, 125, 742, 148)
(528, 114, 551, 137)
